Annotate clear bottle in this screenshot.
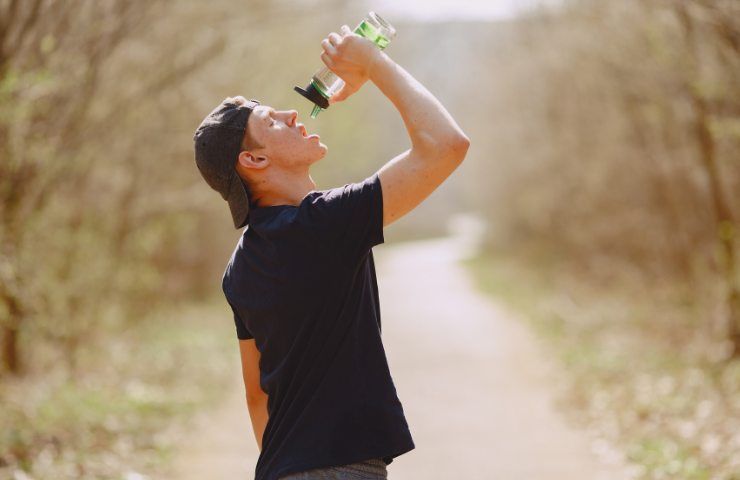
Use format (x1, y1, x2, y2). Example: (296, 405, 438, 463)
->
(294, 11, 397, 119)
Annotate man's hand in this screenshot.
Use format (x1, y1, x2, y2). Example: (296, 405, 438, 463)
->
(320, 25, 382, 105)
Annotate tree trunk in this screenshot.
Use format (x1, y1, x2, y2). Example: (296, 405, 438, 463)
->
(1, 293, 22, 375)
(676, 1, 740, 357)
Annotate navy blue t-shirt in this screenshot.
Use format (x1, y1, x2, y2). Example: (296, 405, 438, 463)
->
(222, 172, 415, 480)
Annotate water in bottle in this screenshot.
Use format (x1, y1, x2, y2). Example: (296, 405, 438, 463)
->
(294, 12, 397, 119)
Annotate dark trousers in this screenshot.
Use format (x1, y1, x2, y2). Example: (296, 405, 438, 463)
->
(277, 457, 388, 479)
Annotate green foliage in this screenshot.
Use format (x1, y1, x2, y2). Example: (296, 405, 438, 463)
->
(0, 300, 235, 478)
(627, 437, 711, 480)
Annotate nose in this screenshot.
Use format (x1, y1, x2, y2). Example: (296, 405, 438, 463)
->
(283, 110, 298, 127)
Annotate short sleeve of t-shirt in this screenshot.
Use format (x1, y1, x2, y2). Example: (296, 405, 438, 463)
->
(306, 172, 385, 263)
(228, 297, 254, 340)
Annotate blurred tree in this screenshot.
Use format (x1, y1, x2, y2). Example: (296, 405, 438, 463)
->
(672, 0, 739, 355)
(471, 0, 740, 357)
(0, 0, 226, 375)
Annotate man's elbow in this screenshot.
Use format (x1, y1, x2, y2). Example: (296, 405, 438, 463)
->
(442, 133, 470, 162)
(454, 133, 471, 152)
(414, 132, 470, 162)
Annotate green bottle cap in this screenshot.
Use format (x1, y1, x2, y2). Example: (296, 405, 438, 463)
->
(294, 83, 330, 120)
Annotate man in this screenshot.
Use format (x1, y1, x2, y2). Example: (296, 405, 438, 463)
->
(193, 25, 469, 480)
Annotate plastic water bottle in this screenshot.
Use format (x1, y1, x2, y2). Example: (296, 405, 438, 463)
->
(294, 12, 397, 119)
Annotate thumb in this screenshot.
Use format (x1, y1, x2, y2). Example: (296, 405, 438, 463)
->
(329, 83, 353, 104)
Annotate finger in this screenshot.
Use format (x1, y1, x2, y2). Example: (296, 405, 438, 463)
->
(328, 32, 342, 47)
(330, 85, 348, 104)
(330, 84, 355, 104)
(320, 51, 335, 69)
(340, 24, 352, 36)
(321, 38, 337, 55)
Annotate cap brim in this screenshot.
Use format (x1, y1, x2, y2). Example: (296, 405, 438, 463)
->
(226, 171, 250, 229)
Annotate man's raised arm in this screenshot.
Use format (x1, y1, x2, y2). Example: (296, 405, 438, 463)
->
(322, 25, 470, 227)
(368, 49, 470, 227)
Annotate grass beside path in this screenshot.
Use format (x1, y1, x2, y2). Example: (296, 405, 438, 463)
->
(0, 299, 238, 480)
(462, 249, 740, 480)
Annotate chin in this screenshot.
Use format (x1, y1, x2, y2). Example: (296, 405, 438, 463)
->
(303, 147, 327, 166)
(316, 143, 328, 158)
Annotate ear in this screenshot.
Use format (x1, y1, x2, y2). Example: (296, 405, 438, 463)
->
(237, 150, 269, 171)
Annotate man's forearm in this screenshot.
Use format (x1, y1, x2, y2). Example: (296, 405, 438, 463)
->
(369, 51, 469, 152)
(247, 396, 269, 451)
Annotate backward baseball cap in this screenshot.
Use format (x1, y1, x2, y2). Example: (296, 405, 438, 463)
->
(193, 96, 260, 229)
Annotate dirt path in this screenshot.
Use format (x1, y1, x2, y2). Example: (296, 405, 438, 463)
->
(166, 214, 631, 480)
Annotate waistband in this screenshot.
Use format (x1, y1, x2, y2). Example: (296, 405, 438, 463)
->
(335, 457, 388, 476)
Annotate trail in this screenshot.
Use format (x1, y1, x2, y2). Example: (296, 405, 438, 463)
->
(166, 214, 630, 479)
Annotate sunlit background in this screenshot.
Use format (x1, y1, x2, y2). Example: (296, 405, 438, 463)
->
(1, 0, 739, 478)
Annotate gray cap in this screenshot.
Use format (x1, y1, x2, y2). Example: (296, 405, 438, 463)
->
(193, 96, 260, 229)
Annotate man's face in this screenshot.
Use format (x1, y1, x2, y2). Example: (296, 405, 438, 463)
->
(242, 104, 327, 169)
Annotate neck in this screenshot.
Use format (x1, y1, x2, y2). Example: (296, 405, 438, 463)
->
(252, 169, 317, 208)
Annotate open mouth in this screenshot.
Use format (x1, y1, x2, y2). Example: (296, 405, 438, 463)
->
(298, 123, 319, 141)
